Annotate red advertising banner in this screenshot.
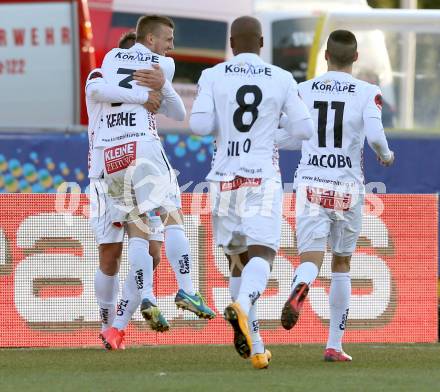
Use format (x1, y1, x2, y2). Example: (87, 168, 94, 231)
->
(0, 193, 437, 347)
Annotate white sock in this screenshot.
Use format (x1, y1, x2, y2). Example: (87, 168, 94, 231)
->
(94, 269, 119, 331)
(249, 303, 264, 355)
(229, 276, 241, 301)
(291, 261, 319, 292)
(230, 275, 264, 354)
(165, 225, 195, 295)
(326, 272, 351, 351)
(236, 257, 270, 315)
(112, 268, 141, 331)
(128, 237, 156, 304)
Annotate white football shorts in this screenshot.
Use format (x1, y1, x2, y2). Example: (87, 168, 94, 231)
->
(102, 140, 181, 225)
(295, 184, 364, 256)
(210, 176, 282, 255)
(89, 178, 165, 244)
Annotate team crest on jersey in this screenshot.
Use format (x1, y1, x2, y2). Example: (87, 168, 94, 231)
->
(374, 94, 383, 110)
(225, 62, 271, 77)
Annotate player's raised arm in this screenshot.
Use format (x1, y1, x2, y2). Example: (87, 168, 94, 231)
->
(363, 87, 394, 166)
(281, 77, 314, 141)
(189, 69, 215, 136)
(85, 69, 150, 105)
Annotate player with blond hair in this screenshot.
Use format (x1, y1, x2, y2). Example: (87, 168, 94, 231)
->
(86, 30, 165, 349)
(96, 15, 216, 349)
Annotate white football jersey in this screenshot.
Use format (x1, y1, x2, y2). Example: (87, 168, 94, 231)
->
(192, 53, 311, 181)
(85, 68, 105, 178)
(85, 66, 150, 178)
(295, 71, 384, 192)
(96, 43, 175, 147)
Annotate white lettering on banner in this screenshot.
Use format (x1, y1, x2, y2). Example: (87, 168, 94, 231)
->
(131, 215, 201, 322)
(212, 244, 229, 313)
(364, 193, 385, 219)
(15, 214, 98, 324)
(0, 228, 6, 266)
(308, 215, 392, 321)
(257, 255, 294, 319)
(14, 254, 95, 323)
(55, 183, 82, 225)
(212, 219, 294, 317)
(11, 210, 392, 326)
(360, 213, 389, 247)
(257, 219, 295, 319)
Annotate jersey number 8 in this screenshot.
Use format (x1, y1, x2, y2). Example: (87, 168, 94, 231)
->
(233, 85, 262, 133)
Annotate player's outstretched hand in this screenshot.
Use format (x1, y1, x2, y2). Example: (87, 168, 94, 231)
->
(378, 151, 395, 167)
(134, 64, 165, 90)
(144, 90, 162, 113)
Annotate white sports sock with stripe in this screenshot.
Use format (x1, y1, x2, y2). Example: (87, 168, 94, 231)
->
(165, 225, 195, 295)
(112, 268, 141, 331)
(94, 269, 119, 332)
(236, 257, 270, 315)
(291, 262, 319, 292)
(128, 237, 156, 304)
(326, 272, 351, 351)
(230, 276, 264, 354)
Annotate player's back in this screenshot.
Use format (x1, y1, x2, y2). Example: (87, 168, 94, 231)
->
(296, 71, 380, 191)
(205, 53, 294, 181)
(97, 43, 174, 147)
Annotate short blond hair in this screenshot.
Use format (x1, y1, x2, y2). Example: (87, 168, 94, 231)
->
(136, 15, 174, 42)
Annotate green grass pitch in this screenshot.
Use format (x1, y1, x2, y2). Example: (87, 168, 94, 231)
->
(1, 344, 439, 392)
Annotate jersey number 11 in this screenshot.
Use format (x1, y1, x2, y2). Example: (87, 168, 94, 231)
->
(314, 100, 345, 148)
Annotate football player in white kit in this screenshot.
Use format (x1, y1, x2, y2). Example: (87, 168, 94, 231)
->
(87, 32, 166, 350)
(190, 16, 314, 369)
(88, 31, 168, 345)
(279, 30, 394, 361)
(95, 15, 216, 347)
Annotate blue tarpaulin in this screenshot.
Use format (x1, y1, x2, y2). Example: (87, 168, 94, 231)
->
(0, 131, 438, 194)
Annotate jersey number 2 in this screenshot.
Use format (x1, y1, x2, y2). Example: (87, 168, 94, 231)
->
(111, 68, 135, 107)
(314, 101, 345, 148)
(233, 85, 262, 133)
